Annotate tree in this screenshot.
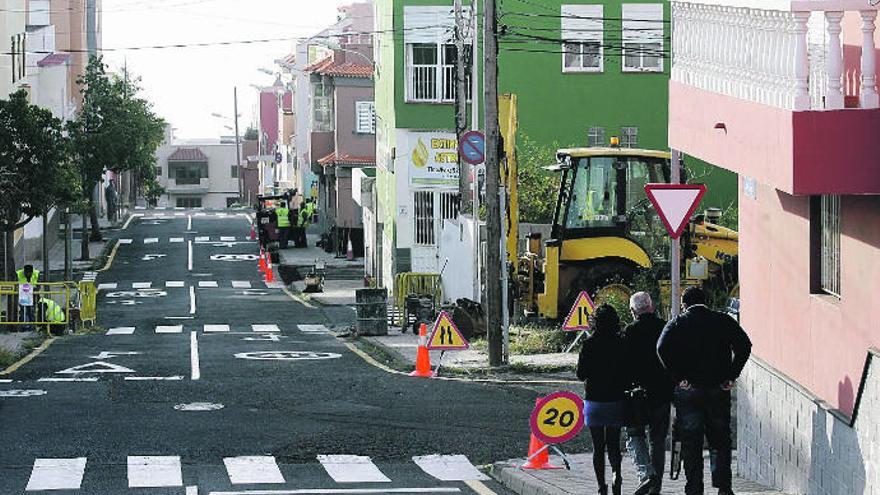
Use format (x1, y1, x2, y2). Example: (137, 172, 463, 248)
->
(0, 90, 77, 281)
(68, 56, 165, 258)
(516, 134, 561, 224)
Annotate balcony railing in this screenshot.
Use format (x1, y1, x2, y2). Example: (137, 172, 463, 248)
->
(167, 178, 210, 193)
(672, 1, 879, 111)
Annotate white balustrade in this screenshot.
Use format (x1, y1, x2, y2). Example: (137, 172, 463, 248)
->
(672, 2, 880, 111)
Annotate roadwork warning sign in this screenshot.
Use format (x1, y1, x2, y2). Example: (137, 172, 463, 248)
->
(562, 291, 596, 332)
(427, 311, 469, 350)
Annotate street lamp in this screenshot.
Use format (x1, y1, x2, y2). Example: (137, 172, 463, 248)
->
(210, 90, 243, 203)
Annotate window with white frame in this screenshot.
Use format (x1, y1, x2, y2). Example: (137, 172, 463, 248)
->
(404, 5, 473, 103)
(561, 4, 603, 73)
(313, 77, 334, 132)
(588, 127, 606, 147)
(818, 195, 841, 297)
(356, 101, 376, 134)
(621, 126, 639, 147)
(622, 3, 665, 72)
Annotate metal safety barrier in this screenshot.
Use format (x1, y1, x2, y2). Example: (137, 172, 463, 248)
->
(393, 272, 442, 326)
(0, 281, 92, 333)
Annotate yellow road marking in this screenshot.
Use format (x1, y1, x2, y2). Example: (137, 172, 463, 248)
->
(1, 338, 56, 376)
(283, 287, 315, 308)
(464, 480, 498, 495)
(121, 213, 141, 230)
(96, 240, 121, 272)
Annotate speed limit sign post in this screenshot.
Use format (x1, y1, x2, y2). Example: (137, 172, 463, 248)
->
(523, 391, 585, 470)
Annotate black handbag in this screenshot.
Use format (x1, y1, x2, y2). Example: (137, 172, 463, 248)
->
(623, 387, 650, 427)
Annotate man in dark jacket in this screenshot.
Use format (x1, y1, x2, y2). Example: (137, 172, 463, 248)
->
(657, 287, 752, 495)
(622, 292, 673, 495)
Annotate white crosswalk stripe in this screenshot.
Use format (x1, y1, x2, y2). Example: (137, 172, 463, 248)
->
(195, 236, 209, 242)
(106, 327, 135, 336)
(204, 324, 230, 333)
(26, 458, 87, 491)
(318, 455, 391, 483)
(97, 283, 117, 290)
(144, 238, 159, 244)
(265, 281, 285, 289)
(170, 237, 184, 243)
(223, 456, 285, 485)
(232, 281, 251, 289)
(199, 281, 219, 288)
(155, 325, 183, 334)
(166, 281, 185, 288)
(252, 324, 280, 333)
(220, 236, 236, 241)
(412, 455, 490, 481)
(127, 456, 183, 488)
(298, 324, 330, 333)
(132, 282, 152, 289)
(118, 239, 133, 244)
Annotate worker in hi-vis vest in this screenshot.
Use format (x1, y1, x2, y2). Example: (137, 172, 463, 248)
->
(15, 264, 39, 326)
(36, 294, 66, 335)
(275, 201, 292, 249)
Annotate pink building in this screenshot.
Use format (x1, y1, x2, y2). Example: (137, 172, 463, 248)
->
(669, 1, 880, 493)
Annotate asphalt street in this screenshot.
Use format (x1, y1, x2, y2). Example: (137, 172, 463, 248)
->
(0, 209, 576, 495)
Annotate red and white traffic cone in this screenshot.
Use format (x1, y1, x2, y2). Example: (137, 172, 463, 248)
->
(265, 252, 274, 283)
(258, 247, 267, 273)
(409, 323, 434, 378)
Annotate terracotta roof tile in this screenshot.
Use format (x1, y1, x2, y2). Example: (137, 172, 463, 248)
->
(318, 152, 375, 166)
(168, 148, 209, 162)
(304, 56, 334, 73)
(318, 62, 373, 78)
(37, 53, 71, 67)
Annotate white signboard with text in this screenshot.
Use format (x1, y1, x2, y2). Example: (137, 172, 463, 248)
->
(406, 131, 459, 186)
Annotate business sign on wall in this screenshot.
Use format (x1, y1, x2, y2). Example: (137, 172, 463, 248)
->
(406, 131, 459, 186)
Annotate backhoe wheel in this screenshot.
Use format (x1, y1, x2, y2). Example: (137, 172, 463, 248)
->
(562, 261, 637, 319)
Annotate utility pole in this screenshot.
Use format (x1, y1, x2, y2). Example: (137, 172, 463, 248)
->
(234, 87, 243, 202)
(454, 0, 469, 209)
(470, 0, 480, 303)
(670, 149, 682, 318)
(484, 0, 503, 367)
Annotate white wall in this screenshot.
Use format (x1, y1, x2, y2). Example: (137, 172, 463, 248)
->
(438, 216, 480, 304)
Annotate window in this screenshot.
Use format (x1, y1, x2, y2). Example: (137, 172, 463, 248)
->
(231, 165, 239, 179)
(356, 101, 376, 134)
(621, 127, 639, 148)
(566, 157, 618, 229)
(561, 5, 603, 73)
(414, 190, 435, 245)
(622, 4, 665, 72)
(176, 197, 202, 208)
(313, 77, 334, 132)
(11, 33, 26, 83)
(170, 163, 208, 185)
(588, 127, 606, 147)
(403, 5, 472, 103)
(815, 195, 841, 297)
(155, 166, 162, 178)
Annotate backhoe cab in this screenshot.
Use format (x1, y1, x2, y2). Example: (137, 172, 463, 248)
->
(516, 147, 738, 319)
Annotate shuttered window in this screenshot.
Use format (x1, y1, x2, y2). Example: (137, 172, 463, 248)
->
(356, 101, 376, 134)
(561, 4, 603, 73)
(622, 3, 665, 72)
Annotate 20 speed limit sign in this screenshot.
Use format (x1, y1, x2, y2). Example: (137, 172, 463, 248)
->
(529, 391, 585, 444)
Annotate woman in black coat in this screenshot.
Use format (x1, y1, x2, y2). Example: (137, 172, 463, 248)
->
(577, 304, 628, 495)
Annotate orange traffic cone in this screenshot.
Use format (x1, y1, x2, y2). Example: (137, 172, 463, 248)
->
(522, 399, 562, 470)
(409, 323, 434, 377)
(265, 252, 275, 283)
(258, 248, 267, 273)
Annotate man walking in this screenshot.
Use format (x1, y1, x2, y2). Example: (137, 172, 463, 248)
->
(622, 292, 673, 495)
(657, 287, 752, 495)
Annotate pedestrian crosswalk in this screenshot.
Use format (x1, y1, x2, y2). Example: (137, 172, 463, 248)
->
(21, 454, 486, 491)
(105, 324, 301, 336)
(115, 236, 253, 245)
(97, 281, 269, 290)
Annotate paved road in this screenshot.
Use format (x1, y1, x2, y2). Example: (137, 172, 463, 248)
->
(0, 209, 571, 494)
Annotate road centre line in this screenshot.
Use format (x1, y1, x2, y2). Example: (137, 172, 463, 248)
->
(190, 286, 196, 315)
(190, 331, 200, 381)
(208, 488, 462, 495)
(125, 376, 184, 381)
(38, 377, 99, 382)
(187, 215, 193, 231)
(188, 241, 193, 271)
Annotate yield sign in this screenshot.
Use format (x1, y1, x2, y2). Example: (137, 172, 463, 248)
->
(644, 184, 707, 239)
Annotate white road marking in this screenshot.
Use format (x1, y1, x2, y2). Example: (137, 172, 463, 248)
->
(195, 236, 209, 242)
(199, 281, 219, 288)
(174, 212, 185, 217)
(188, 240, 194, 271)
(208, 489, 461, 495)
(298, 325, 329, 333)
(132, 282, 152, 289)
(135, 206, 145, 210)
(175, 207, 184, 210)
(0, 379, 12, 383)
(187, 486, 199, 495)
(232, 281, 252, 289)
(190, 286, 197, 314)
(187, 215, 193, 230)
(156, 206, 167, 210)
(56, 361, 136, 374)
(144, 238, 159, 244)
(128, 456, 183, 488)
(88, 351, 140, 360)
(125, 376, 184, 381)
(26, 458, 87, 491)
(98, 283, 118, 290)
(317, 455, 391, 483)
(38, 377, 99, 382)
(412, 455, 490, 481)
(175, 402, 224, 411)
(223, 456, 285, 485)
(265, 281, 285, 289)
(156, 325, 183, 334)
(167, 280, 185, 288)
(170, 237, 184, 243)
(0, 390, 46, 397)
(204, 324, 230, 332)
(252, 324, 280, 333)
(118, 238, 133, 244)
(191, 331, 201, 381)
(220, 236, 236, 241)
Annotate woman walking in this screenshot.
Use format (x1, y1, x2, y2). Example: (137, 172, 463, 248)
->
(577, 304, 628, 495)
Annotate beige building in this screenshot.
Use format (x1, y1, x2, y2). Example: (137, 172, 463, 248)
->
(155, 137, 241, 209)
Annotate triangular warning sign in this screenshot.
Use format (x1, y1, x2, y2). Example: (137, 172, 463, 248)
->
(562, 291, 596, 332)
(427, 311, 469, 350)
(56, 361, 136, 375)
(644, 184, 707, 239)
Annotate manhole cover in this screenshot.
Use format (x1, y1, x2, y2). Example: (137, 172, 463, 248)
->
(174, 402, 224, 411)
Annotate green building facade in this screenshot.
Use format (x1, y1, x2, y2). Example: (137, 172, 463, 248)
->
(368, 0, 735, 292)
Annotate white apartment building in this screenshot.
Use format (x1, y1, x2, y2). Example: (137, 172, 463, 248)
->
(154, 137, 240, 209)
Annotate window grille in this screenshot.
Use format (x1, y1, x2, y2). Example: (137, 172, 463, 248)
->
(621, 127, 639, 148)
(588, 127, 605, 147)
(356, 101, 376, 134)
(406, 43, 470, 103)
(820, 195, 841, 296)
(439, 192, 460, 221)
(414, 191, 435, 246)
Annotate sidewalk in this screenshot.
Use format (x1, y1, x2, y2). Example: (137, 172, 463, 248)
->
(490, 453, 789, 495)
(278, 234, 364, 306)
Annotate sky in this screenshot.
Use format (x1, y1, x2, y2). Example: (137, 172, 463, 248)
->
(103, 0, 343, 140)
